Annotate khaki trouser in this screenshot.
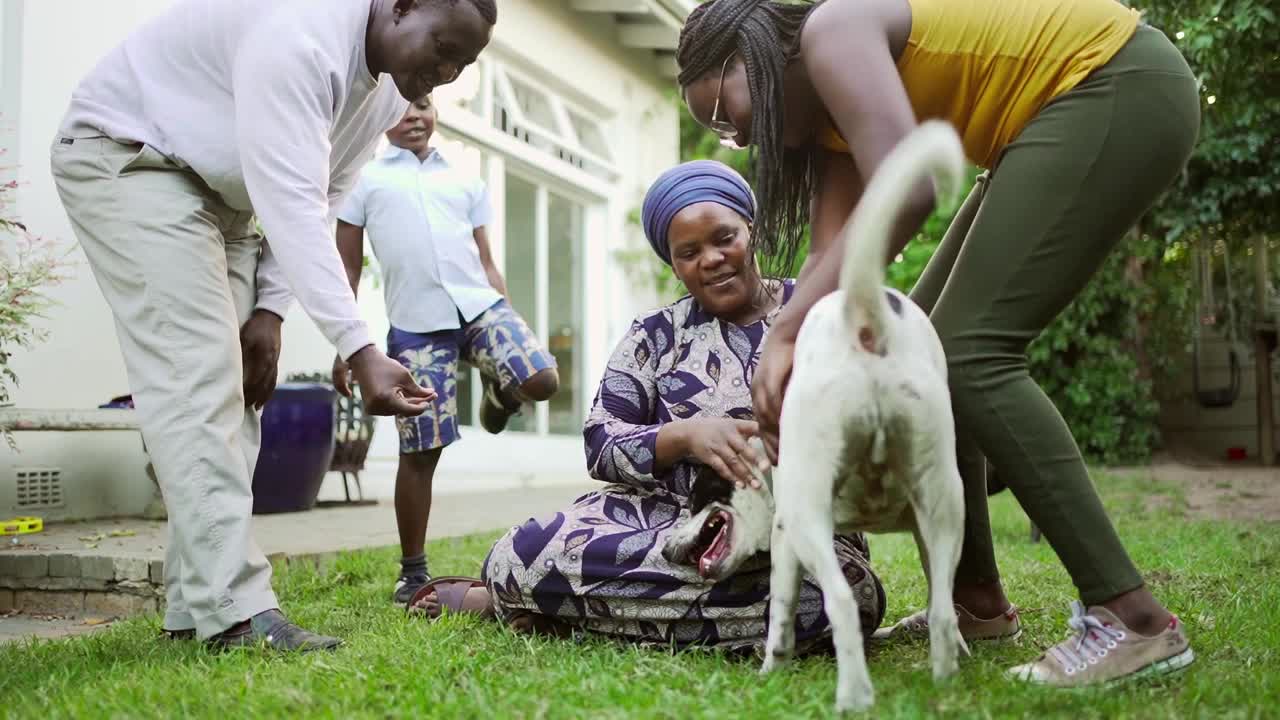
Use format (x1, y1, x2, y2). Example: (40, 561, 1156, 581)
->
(50, 137, 277, 638)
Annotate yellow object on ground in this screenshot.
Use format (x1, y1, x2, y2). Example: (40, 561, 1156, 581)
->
(0, 517, 44, 535)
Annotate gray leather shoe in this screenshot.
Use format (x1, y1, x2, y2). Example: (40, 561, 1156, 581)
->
(208, 609, 342, 652)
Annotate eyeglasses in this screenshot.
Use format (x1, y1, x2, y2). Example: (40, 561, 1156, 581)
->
(709, 54, 740, 149)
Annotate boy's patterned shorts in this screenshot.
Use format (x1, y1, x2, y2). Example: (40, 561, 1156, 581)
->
(387, 299, 556, 453)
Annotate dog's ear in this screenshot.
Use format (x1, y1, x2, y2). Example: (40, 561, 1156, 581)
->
(688, 465, 734, 515)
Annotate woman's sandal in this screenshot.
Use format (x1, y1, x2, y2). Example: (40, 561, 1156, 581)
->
(405, 576, 487, 618)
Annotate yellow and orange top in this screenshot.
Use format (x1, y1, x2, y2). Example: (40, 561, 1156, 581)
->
(820, 0, 1140, 168)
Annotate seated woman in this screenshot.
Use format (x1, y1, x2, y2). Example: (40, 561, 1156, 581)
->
(409, 159, 884, 653)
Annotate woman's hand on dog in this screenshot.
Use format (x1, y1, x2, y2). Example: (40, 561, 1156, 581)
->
(679, 418, 769, 489)
(751, 334, 795, 465)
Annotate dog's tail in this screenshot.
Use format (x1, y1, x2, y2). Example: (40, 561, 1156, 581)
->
(839, 120, 965, 355)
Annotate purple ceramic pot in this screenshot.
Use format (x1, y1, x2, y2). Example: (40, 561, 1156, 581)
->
(251, 382, 338, 514)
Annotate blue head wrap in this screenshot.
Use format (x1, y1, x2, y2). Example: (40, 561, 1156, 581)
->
(640, 160, 756, 265)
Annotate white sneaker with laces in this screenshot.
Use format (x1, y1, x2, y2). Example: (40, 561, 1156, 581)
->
(1007, 601, 1195, 687)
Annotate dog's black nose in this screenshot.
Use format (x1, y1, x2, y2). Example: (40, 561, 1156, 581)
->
(660, 545, 676, 564)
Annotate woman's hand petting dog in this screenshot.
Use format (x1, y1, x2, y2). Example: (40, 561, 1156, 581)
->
(751, 333, 796, 466)
(680, 418, 768, 489)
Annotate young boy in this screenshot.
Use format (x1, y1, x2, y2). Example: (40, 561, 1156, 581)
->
(332, 96, 559, 603)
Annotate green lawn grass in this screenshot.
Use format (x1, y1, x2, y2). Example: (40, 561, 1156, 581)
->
(2, 473, 1277, 719)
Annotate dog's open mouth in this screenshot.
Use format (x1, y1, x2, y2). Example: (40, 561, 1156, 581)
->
(693, 510, 733, 578)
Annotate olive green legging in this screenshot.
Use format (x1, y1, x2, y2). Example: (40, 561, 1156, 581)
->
(908, 25, 1200, 606)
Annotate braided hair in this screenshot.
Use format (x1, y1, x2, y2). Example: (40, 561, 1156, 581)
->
(677, 0, 821, 275)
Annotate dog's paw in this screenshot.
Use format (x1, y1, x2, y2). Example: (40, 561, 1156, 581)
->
(760, 654, 784, 675)
(835, 688, 875, 714)
(931, 656, 961, 681)
(930, 640, 964, 679)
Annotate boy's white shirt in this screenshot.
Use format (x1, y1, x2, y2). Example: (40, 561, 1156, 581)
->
(337, 144, 500, 334)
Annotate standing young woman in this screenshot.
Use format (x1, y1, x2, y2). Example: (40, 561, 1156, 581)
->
(676, 0, 1200, 686)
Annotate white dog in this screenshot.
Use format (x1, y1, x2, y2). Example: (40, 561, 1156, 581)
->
(661, 120, 969, 712)
(764, 120, 968, 712)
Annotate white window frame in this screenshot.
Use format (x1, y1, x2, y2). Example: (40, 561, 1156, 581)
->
(434, 52, 622, 188)
(491, 62, 617, 181)
(424, 132, 604, 438)
(448, 148, 605, 438)
(432, 50, 618, 437)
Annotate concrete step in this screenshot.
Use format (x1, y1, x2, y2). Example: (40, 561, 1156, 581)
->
(0, 482, 595, 634)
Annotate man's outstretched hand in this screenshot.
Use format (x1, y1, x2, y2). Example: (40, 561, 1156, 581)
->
(332, 353, 352, 398)
(346, 345, 435, 416)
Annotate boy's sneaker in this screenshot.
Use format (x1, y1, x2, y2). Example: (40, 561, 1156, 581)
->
(393, 573, 431, 605)
(479, 376, 521, 434)
(872, 603, 1022, 643)
(1007, 602, 1194, 687)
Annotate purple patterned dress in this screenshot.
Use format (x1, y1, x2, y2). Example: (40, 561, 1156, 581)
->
(481, 280, 885, 653)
